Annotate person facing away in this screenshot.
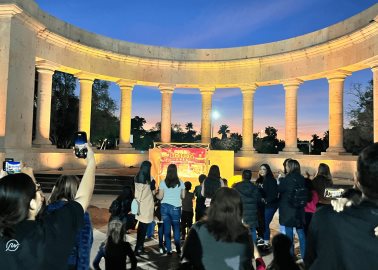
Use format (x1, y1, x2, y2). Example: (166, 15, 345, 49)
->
(133, 160, 154, 255)
(278, 159, 307, 259)
(305, 143, 378, 270)
(233, 169, 261, 244)
(194, 174, 206, 221)
(45, 175, 94, 270)
(0, 143, 96, 270)
(267, 234, 302, 270)
(92, 219, 137, 270)
(108, 186, 133, 225)
(181, 181, 194, 240)
(201, 165, 225, 207)
(156, 163, 186, 255)
(311, 163, 333, 207)
(181, 187, 255, 270)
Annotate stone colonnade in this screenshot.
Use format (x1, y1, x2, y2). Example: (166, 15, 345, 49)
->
(0, 0, 375, 163)
(32, 65, 378, 155)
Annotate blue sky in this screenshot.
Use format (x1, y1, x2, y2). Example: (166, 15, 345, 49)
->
(35, 0, 376, 139)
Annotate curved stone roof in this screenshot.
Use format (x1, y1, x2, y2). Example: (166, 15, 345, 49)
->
(1, 0, 377, 86)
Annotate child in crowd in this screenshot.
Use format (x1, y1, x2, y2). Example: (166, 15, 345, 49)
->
(93, 219, 137, 270)
(181, 181, 194, 240)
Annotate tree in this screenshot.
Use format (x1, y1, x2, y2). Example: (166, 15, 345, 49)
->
(254, 126, 284, 154)
(49, 71, 79, 148)
(185, 122, 193, 131)
(218, 125, 230, 140)
(345, 80, 373, 153)
(310, 134, 326, 154)
(90, 79, 119, 147)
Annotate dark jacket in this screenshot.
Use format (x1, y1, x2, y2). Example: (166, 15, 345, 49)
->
(46, 201, 93, 270)
(262, 176, 279, 208)
(233, 180, 262, 228)
(203, 177, 222, 199)
(278, 172, 306, 227)
(305, 200, 378, 270)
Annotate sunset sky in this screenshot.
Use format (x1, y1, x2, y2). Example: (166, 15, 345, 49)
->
(35, 0, 376, 140)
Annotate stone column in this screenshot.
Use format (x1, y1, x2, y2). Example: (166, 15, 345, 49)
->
(200, 87, 214, 144)
(326, 71, 351, 154)
(76, 73, 94, 140)
(239, 84, 258, 155)
(282, 79, 302, 153)
(372, 65, 378, 142)
(160, 85, 174, 143)
(118, 80, 135, 149)
(33, 61, 57, 147)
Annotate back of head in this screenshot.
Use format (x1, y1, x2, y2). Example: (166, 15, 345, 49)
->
(357, 143, 378, 200)
(242, 170, 252, 181)
(49, 175, 80, 203)
(208, 165, 220, 180)
(287, 159, 301, 175)
(184, 181, 192, 191)
(136, 160, 151, 184)
(165, 164, 180, 188)
(107, 219, 124, 244)
(0, 173, 36, 237)
(316, 163, 332, 180)
(206, 187, 246, 242)
(270, 234, 297, 270)
(198, 174, 206, 184)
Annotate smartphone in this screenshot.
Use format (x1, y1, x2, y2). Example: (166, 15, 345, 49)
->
(324, 188, 345, 199)
(3, 159, 21, 174)
(74, 132, 88, 159)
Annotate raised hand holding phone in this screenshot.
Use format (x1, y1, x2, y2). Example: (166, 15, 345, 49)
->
(74, 131, 88, 158)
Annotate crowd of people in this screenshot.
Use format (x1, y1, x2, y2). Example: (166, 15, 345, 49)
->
(1, 142, 378, 269)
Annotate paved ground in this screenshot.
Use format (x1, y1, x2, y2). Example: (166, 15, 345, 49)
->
(88, 195, 283, 270)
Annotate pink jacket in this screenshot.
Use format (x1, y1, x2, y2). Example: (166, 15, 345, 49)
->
(305, 190, 319, 213)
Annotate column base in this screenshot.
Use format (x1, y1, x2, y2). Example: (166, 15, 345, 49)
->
(280, 147, 303, 154)
(118, 143, 134, 150)
(32, 139, 55, 148)
(322, 148, 351, 156)
(237, 149, 257, 157)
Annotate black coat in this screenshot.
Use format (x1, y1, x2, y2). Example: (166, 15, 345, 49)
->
(278, 172, 306, 227)
(262, 176, 279, 208)
(233, 180, 261, 228)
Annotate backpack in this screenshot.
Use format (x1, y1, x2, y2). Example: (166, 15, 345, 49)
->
(289, 179, 308, 208)
(109, 199, 123, 217)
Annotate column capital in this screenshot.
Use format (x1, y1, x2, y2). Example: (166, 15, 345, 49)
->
(326, 70, 352, 81)
(117, 79, 136, 89)
(240, 83, 258, 94)
(199, 86, 215, 95)
(369, 62, 378, 72)
(36, 60, 59, 75)
(159, 84, 175, 94)
(75, 72, 96, 82)
(282, 79, 303, 88)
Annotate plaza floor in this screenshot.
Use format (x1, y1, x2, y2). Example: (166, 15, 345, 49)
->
(88, 194, 281, 270)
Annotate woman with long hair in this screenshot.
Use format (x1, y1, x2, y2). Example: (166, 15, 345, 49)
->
(46, 175, 93, 270)
(201, 165, 224, 207)
(181, 187, 255, 269)
(0, 144, 96, 270)
(133, 160, 155, 255)
(256, 164, 278, 248)
(267, 234, 302, 270)
(312, 163, 333, 207)
(278, 159, 307, 259)
(93, 219, 137, 270)
(156, 164, 185, 255)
